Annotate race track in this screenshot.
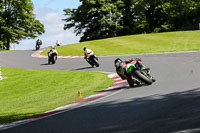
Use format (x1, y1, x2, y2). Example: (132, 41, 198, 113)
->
(1, 50, 200, 133)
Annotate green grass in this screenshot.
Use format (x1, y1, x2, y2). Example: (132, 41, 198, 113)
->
(0, 67, 114, 124)
(42, 30, 200, 56)
(0, 50, 9, 52)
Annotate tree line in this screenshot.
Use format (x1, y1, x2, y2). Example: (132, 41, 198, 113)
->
(0, 0, 44, 50)
(63, 0, 200, 42)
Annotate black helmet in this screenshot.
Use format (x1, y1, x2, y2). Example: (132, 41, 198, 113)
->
(83, 47, 87, 51)
(114, 58, 123, 69)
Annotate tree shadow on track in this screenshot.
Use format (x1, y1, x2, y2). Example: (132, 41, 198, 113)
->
(44, 88, 200, 133)
(2, 88, 200, 133)
(82, 88, 200, 133)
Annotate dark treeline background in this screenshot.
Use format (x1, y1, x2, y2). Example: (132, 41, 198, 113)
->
(63, 0, 200, 42)
(1, 0, 199, 50)
(0, 0, 44, 50)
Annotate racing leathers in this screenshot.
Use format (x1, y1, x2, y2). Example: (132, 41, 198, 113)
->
(36, 39, 42, 50)
(56, 40, 61, 46)
(36, 39, 42, 45)
(48, 47, 58, 59)
(84, 48, 95, 62)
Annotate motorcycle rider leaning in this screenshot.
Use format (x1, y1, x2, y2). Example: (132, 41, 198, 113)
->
(114, 58, 145, 87)
(48, 46, 58, 58)
(83, 47, 94, 61)
(36, 39, 42, 49)
(36, 39, 42, 46)
(56, 40, 61, 46)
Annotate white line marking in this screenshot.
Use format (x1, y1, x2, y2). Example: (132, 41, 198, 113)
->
(78, 89, 125, 107)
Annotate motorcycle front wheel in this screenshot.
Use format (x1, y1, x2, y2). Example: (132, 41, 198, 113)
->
(133, 70, 152, 85)
(93, 58, 99, 67)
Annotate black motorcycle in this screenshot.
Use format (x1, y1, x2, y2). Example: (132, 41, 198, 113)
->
(86, 55, 99, 67)
(35, 42, 42, 50)
(48, 53, 57, 64)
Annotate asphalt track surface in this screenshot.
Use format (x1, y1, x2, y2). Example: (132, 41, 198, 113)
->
(1, 50, 200, 133)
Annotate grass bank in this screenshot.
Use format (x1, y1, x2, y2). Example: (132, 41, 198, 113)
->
(0, 67, 114, 124)
(0, 50, 9, 52)
(42, 30, 200, 56)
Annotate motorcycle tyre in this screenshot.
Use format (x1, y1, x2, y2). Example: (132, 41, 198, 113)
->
(152, 77, 156, 82)
(133, 70, 152, 85)
(52, 58, 55, 64)
(36, 45, 40, 51)
(88, 61, 94, 67)
(94, 58, 99, 67)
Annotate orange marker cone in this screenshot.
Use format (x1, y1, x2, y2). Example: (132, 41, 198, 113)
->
(78, 90, 82, 98)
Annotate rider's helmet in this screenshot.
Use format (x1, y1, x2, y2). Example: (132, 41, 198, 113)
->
(114, 58, 123, 69)
(83, 47, 87, 51)
(37, 39, 42, 44)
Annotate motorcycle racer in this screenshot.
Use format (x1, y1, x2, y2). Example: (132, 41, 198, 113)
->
(48, 46, 58, 55)
(48, 46, 58, 64)
(114, 58, 146, 87)
(36, 39, 42, 50)
(84, 47, 94, 59)
(83, 47, 99, 67)
(56, 40, 61, 46)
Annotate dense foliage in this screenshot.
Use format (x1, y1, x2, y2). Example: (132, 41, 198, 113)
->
(0, 0, 45, 50)
(63, 0, 200, 42)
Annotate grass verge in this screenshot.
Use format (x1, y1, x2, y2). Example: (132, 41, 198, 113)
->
(42, 30, 200, 56)
(0, 50, 9, 52)
(0, 67, 114, 124)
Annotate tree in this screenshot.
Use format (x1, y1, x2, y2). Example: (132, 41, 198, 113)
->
(63, 0, 200, 42)
(63, 0, 124, 42)
(118, 0, 137, 35)
(0, 0, 45, 50)
(166, 0, 200, 30)
(133, 0, 200, 32)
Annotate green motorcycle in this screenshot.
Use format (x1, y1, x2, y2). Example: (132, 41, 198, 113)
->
(115, 58, 155, 87)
